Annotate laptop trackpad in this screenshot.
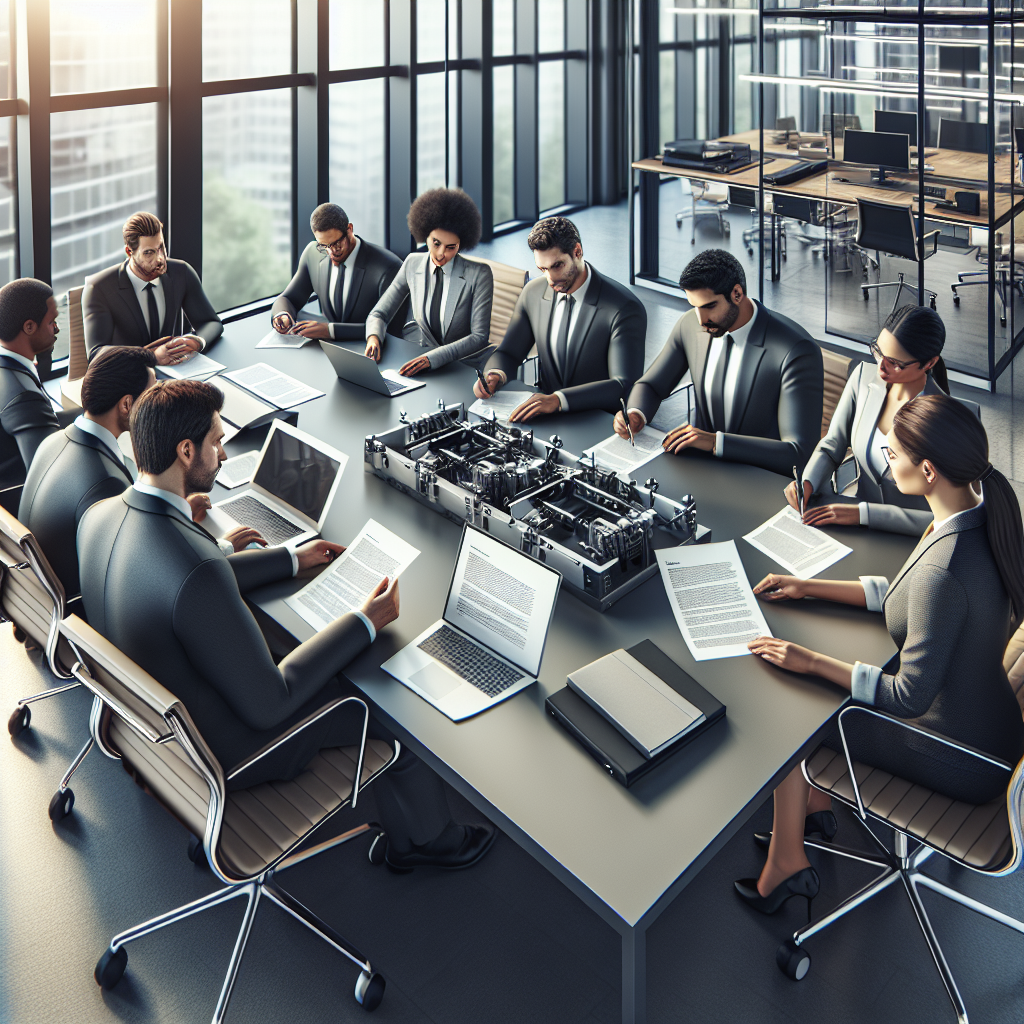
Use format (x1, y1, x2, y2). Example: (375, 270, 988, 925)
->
(411, 662, 461, 700)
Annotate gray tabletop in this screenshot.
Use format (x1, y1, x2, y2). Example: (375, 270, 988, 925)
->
(211, 316, 917, 932)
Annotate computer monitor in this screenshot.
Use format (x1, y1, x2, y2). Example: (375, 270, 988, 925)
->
(843, 129, 911, 182)
(1015, 127, 1024, 155)
(874, 110, 918, 143)
(937, 117, 990, 154)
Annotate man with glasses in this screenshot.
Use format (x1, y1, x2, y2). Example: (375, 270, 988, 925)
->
(271, 203, 404, 341)
(83, 212, 223, 365)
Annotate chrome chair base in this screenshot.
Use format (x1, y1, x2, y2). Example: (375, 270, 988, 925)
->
(861, 270, 937, 316)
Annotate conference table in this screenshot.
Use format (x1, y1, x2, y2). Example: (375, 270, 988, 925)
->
(207, 314, 917, 1024)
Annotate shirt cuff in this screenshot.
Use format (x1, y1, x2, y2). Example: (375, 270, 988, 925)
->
(714, 431, 724, 458)
(353, 610, 376, 643)
(328, 322, 336, 340)
(859, 575, 890, 613)
(626, 407, 647, 427)
(197, 337, 206, 352)
(851, 661, 882, 704)
(289, 549, 300, 576)
(859, 502, 870, 527)
(216, 538, 233, 555)
(555, 390, 568, 412)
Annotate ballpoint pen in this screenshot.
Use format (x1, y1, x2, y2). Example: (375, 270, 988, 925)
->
(475, 367, 491, 395)
(620, 398, 635, 447)
(792, 465, 804, 517)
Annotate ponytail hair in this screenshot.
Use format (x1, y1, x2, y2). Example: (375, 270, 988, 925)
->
(883, 304, 949, 394)
(893, 394, 1024, 626)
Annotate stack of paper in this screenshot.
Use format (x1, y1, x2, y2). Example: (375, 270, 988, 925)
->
(583, 428, 667, 476)
(220, 362, 324, 410)
(160, 351, 225, 380)
(743, 507, 852, 578)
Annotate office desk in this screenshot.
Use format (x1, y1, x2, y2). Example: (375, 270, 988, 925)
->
(209, 316, 917, 1023)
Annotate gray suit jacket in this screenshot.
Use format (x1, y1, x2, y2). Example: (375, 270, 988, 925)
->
(83, 259, 224, 361)
(804, 362, 982, 536)
(0, 354, 63, 498)
(627, 301, 823, 476)
(366, 252, 494, 368)
(484, 265, 647, 412)
(19, 423, 133, 597)
(77, 488, 375, 787)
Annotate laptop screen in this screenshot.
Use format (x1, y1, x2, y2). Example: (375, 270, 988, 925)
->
(443, 525, 562, 677)
(252, 423, 342, 525)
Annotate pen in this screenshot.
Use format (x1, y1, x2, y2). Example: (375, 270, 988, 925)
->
(620, 398, 635, 447)
(475, 367, 490, 395)
(792, 465, 804, 517)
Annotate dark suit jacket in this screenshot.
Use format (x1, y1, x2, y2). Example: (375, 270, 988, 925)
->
(77, 488, 374, 787)
(0, 354, 63, 497)
(484, 265, 647, 412)
(627, 301, 823, 476)
(83, 259, 224, 360)
(272, 237, 405, 336)
(19, 423, 133, 597)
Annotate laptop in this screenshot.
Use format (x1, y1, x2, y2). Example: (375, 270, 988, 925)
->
(382, 525, 562, 721)
(319, 340, 426, 397)
(205, 419, 347, 548)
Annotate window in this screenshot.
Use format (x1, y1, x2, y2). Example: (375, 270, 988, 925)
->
(330, 79, 386, 244)
(202, 0, 291, 81)
(493, 66, 515, 224)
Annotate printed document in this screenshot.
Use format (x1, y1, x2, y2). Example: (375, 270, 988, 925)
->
(216, 450, 260, 490)
(583, 427, 667, 476)
(256, 328, 311, 349)
(468, 390, 530, 426)
(221, 362, 324, 409)
(743, 506, 852, 578)
(159, 351, 225, 380)
(657, 541, 772, 661)
(286, 520, 420, 632)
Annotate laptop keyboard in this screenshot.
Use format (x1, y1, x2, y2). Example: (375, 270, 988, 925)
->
(219, 494, 305, 545)
(418, 624, 523, 698)
(385, 377, 406, 393)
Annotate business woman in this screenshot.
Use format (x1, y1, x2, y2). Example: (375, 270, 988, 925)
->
(788, 305, 979, 536)
(737, 394, 1024, 914)
(365, 188, 494, 374)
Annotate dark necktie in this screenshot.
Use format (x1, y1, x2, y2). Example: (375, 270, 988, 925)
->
(553, 294, 575, 382)
(428, 265, 444, 341)
(709, 333, 733, 432)
(332, 261, 346, 321)
(144, 282, 160, 342)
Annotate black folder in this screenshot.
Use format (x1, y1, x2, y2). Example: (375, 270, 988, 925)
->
(546, 640, 726, 788)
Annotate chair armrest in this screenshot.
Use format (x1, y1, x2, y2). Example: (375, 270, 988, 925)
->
(922, 229, 941, 257)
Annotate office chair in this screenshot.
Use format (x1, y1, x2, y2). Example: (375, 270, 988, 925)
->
(57, 612, 400, 1022)
(951, 229, 1022, 328)
(772, 620, 1024, 1024)
(772, 195, 827, 254)
(820, 348, 851, 439)
(58, 286, 87, 413)
(937, 117, 990, 155)
(676, 177, 731, 244)
(856, 199, 939, 315)
(728, 186, 785, 259)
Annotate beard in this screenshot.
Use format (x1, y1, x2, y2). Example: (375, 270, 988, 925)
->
(553, 261, 581, 292)
(703, 298, 741, 336)
(184, 457, 220, 495)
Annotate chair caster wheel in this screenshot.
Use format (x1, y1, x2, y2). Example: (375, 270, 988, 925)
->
(355, 970, 386, 1010)
(747, 248, 753, 256)
(1001, 317, 1007, 327)
(8, 705, 30, 736)
(953, 295, 960, 306)
(187, 834, 208, 867)
(862, 289, 869, 299)
(95, 946, 128, 990)
(929, 297, 936, 310)
(777, 939, 811, 980)
(368, 831, 387, 867)
(48, 788, 74, 821)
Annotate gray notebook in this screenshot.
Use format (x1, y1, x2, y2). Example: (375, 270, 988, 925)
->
(567, 649, 706, 759)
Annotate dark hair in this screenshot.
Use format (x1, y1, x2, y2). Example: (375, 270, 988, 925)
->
(893, 393, 1024, 626)
(310, 202, 349, 235)
(678, 249, 746, 299)
(883, 304, 949, 394)
(81, 347, 157, 416)
(129, 380, 224, 476)
(123, 212, 163, 253)
(407, 188, 482, 250)
(527, 216, 581, 256)
(0, 278, 54, 343)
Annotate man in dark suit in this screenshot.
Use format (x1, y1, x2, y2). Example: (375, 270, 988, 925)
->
(271, 203, 404, 341)
(77, 380, 494, 871)
(615, 249, 823, 476)
(473, 217, 647, 420)
(83, 211, 223, 364)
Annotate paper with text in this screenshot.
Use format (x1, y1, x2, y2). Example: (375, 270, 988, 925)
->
(743, 506, 852, 578)
(159, 351, 225, 380)
(256, 329, 311, 349)
(584, 427, 667, 476)
(468, 390, 532, 426)
(216, 450, 260, 490)
(221, 362, 324, 409)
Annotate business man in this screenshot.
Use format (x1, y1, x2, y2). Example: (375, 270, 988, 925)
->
(473, 217, 647, 421)
(83, 211, 223, 364)
(616, 249, 823, 476)
(271, 203, 404, 340)
(77, 380, 494, 871)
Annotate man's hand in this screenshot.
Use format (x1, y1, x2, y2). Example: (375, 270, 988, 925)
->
(752, 573, 807, 602)
(295, 539, 346, 571)
(399, 355, 431, 377)
(509, 393, 561, 423)
(186, 492, 212, 522)
(473, 372, 503, 399)
(663, 423, 715, 454)
(360, 575, 400, 632)
(364, 336, 382, 362)
(801, 503, 860, 528)
(292, 320, 331, 340)
(613, 410, 645, 439)
(272, 312, 295, 334)
(747, 636, 819, 675)
(152, 336, 195, 365)
(784, 479, 814, 513)
(224, 526, 268, 551)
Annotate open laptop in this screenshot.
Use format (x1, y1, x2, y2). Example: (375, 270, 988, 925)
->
(382, 525, 562, 721)
(205, 419, 347, 548)
(319, 340, 426, 397)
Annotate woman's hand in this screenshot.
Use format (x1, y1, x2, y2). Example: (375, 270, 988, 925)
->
(752, 573, 807, 602)
(802, 503, 860, 527)
(364, 336, 382, 362)
(399, 355, 431, 376)
(747, 636, 819, 675)
(783, 479, 813, 512)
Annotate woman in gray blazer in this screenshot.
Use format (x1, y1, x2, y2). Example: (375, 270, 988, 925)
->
(365, 188, 493, 374)
(788, 305, 979, 536)
(737, 395, 1024, 914)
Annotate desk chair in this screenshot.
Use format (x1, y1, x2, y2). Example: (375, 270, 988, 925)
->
(773, 622, 1024, 1024)
(951, 230, 1022, 327)
(676, 177, 731, 245)
(462, 256, 537, 382)
(937, 117, 990, 154)
(773, 195, 827, 254)
(728, 186, 785, 258)
(58, 286, 86, 413)
(820, 348, 851, 439)
(57, 613, 400, 1021)
(856, 199, 939, 314)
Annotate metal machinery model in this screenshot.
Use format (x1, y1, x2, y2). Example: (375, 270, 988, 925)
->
(365, 402, 710, 611)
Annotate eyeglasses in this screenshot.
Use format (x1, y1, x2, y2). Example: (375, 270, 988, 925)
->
(315, 238, 348, 255)
(880, 445, 897, 464)
(869, 341, 920, 373)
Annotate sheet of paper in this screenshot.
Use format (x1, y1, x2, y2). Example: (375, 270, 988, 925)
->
(216, 450, 260, 489)
(656, 541, 773, 661)
(583, 427, 667, 476)
(468, 390, 532, 425)
(221, 362, 324, 410)
(743, 506, 852, 579)
(256, 328, 311, 349)
(285, 520, 420, 632)
(159, 351, 225, 380)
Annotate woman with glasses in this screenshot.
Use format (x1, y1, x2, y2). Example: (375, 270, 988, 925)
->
(737, 394, 1024, 915)
(365, 188, 494, 376)
(786, 305, 979, 535)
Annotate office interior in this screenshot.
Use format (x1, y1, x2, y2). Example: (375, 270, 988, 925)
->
(1, 2, 1023, 1024)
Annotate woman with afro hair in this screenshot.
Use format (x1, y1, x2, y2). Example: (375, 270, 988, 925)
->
(365, 188, 494, 375)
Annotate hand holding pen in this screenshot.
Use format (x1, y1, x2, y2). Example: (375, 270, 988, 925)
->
(619, 398, 635, 447)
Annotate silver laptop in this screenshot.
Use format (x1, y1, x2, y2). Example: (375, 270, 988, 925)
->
(382, 525, 562, 721)
(205, 419, 347, 548)
(319, 340, 426, 397)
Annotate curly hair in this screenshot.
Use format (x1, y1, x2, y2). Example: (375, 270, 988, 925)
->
(407, 188, 482, 250)
(678, 249, 746, 298)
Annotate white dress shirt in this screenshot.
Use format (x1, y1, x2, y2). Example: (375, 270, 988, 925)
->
(0, 348, 40, 382)
(74, 414, 126, 466)
(326, 236, 362, 339)
(549, 262, 593, 412)
(126, 261, 167, 338)
(423, 256, 454, 339)
(858, 426, 894, 526)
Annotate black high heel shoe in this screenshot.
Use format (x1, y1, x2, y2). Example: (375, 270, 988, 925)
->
(734, 866, 820, 918)
(753, 810, 837, 849)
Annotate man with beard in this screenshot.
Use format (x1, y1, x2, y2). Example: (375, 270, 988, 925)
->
(77, 380, 495, 871)
(473, 216, 646, 420)
(614, 249, 823, 476)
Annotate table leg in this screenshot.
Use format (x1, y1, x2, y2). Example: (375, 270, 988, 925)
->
(621, 926, 647, 1024)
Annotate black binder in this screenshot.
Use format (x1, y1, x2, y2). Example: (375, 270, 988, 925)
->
(546, 640, 726, 788)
